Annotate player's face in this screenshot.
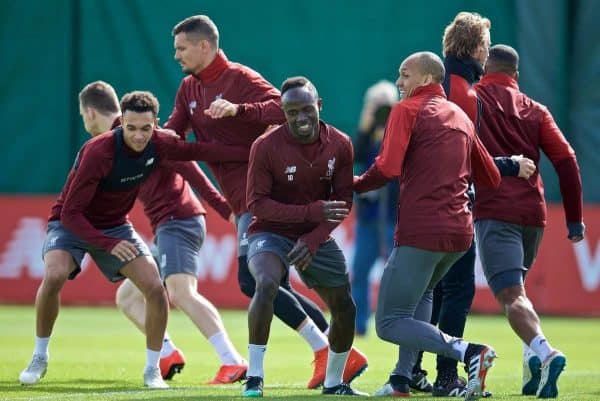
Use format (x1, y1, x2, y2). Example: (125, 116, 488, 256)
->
(121, 110, 155, 152)
(281, 87, 321, 144)
(396, 58, 431, 99)
(174, 33, 210, 75)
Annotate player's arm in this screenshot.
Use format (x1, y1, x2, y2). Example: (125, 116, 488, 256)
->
(470, 133, 501, 188)
(173, 161, 232, 221)
(299, 139, 354, 256)
(246, 139, 331, 224)
(538, 109, 584, 241)
(204, 71, 286, 124)
(154, 131, 249, 163)
(164, 81, 193, 140)
(354, 103, 413, 193)
(60, 146, 121, 253)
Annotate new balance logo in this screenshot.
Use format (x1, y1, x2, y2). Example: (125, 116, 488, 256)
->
(284, 166, 296, 174)
(145, 157, 154, 166)
(256, 240, 266, 249)
(189, 100, 197, 115)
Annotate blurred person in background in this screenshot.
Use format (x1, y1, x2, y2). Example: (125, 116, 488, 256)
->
(18, 90, 249, 389)
(164, 14, 367, 389)
(474, 44, 584, 398)
(351, 80, 399, 340)
(70, 80, 248, 384)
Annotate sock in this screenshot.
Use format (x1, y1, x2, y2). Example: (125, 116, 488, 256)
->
(208, 331, 244, 365)
(451, 339, 469, 362)
(34, 336, 50, 359)
(529, 334, 553, 362)
(323, 349, 349, 388)
(160, 332, 176, 357)
(146, 349, 161, 370)
(523, 343, 535, 360)
(298, 320, 329, 352)
(247, 344, 266, 378)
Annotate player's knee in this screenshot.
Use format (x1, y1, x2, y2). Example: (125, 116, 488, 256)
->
(42, 262, 70, 289)
(254, 277, 279, 302)
(375, 317, 394, 342)
(143, 283, 168, 306)
(167, 285, 192, 308)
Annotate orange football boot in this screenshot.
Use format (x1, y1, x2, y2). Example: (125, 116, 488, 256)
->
(206, 361, 248, 384)
(159, 349, 186, 380)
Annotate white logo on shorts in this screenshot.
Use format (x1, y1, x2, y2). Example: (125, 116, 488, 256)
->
(160, 254, 167, 268)
(256, 240, 266, 249)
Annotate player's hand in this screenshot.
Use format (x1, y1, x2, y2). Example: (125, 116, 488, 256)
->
(322, 201, 349, 223)
(567, 222, 585, 243)
(161, 128, 179, 138)
(288, 240, 313, 271)
(110, 241, 139, 262)
(511, 154, 536, 179)
(204, 99, 239, 119)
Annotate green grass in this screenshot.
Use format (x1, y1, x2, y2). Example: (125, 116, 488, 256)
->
(1, 305, 599, 400)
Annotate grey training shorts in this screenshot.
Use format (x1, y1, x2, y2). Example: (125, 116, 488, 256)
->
(42, 220, 151, 282)
(247, 232, 349, 289)
(475, 219, 544, 294)
(155, 215, 206, 279)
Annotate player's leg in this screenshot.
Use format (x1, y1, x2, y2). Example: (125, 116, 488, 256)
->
(432, 242, 476, 396)
(243, 232, 289, 397)
(158, 215, 245, 383)
(375, 289, 434, 397)
(115, 278, 147, 331)
(115, 278, 183, 380)
(93, 223, 168, 388)
(298, 238, 368, 396)
(20, 221, 83, 385)
(236, 213, 332, 389)
(476, 219, 563, 397)
(375, 246, 496, 400)
(120, 255, 169, 388)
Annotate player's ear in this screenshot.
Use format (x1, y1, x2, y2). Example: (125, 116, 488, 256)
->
(318, 98, 323, 111)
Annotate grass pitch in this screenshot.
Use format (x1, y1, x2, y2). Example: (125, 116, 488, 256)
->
(1, 305, 599, 400)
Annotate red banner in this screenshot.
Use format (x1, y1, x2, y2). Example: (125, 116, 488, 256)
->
(0, 196, 598, 316)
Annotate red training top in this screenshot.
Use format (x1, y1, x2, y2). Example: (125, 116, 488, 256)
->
(474, 73, 583, 226)
(354, 84, 500, 252)
(247, 122, 354, 254)
(165, 50, 286, 215)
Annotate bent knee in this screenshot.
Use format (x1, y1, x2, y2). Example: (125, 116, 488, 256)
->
(254, 279, 279, 300)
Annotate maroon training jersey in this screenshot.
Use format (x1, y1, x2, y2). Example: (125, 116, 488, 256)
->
(164, 50, 286, 215)
(474, 73, 583, 226)
(247, 122, 354, 254)
(52, 129, 246, 252)
(138, 161, 231, 233)
(354, 84, 500, 252)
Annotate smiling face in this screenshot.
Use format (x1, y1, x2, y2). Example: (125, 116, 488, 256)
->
(281, 85, 322, 144)
(395, 57, 431, 98)
(121, 110, 155, 152)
